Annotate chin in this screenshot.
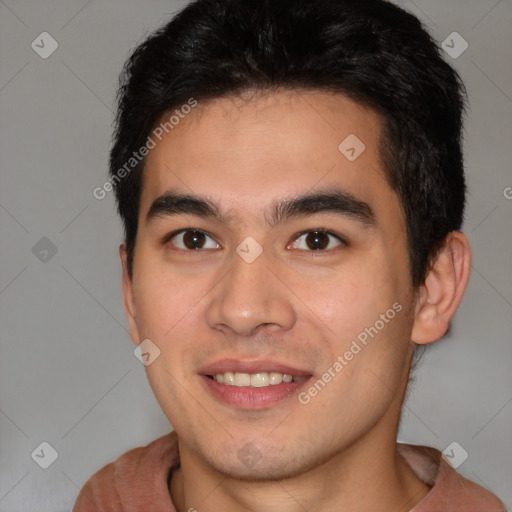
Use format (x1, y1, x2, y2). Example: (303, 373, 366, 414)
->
(214, 461, 306, 482)
(205, 447, 319, 482)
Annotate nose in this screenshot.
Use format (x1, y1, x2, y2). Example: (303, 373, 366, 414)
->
(205, 249, 297, 337)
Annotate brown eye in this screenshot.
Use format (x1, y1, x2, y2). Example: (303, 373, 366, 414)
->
(169, 230, 219, 250)
(183, 230, 206, 249)
(291, 230, 343, 251)
(305, 231, 330, 250)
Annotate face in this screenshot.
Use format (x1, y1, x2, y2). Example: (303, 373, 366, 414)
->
(122, 90, 417, 480)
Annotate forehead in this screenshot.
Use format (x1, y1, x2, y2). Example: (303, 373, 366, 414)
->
(140, 90, 398, 225)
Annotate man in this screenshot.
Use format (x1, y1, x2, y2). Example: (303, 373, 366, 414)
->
(75, 0, 506, 510)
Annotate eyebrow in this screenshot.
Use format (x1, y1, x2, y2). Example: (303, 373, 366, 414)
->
(146, 188, 376, 227)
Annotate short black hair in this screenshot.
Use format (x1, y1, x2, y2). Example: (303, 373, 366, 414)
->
(110, 0, 466, 287)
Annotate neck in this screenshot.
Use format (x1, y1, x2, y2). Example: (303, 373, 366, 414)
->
(170, 407, 430, 512)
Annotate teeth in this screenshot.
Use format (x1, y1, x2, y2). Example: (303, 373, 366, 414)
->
(251, 372, 269, 387)
(268, 372, 283, 385)
(213, 371, 301, 387)
(235, 373, 251, 386)
(223, 372, 235, 385)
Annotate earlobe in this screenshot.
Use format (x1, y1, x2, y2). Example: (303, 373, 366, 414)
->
(411, 232, 471, 345)
(120, 244, 141, 346)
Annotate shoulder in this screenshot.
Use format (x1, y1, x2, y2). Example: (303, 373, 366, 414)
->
(397, 443, 506, 512)
(73, 431, 179, 512)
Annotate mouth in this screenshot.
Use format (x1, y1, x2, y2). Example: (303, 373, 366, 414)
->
(205, 371, 309, 386)
(199, 360, 313, 409)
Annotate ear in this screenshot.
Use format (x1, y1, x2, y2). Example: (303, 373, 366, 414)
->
(120, 244, 142, 346)
(411, 232, 471, 345)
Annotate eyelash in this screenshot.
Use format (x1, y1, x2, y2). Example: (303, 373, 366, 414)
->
(163, 228, 348, 254)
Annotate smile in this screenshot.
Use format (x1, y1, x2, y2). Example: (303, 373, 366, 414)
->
(207, 371, 309, 387)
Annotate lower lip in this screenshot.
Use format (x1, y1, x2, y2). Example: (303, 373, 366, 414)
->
(200, 375, 311, 409)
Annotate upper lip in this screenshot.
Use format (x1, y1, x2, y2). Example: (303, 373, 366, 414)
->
(199, 359, 312, 377)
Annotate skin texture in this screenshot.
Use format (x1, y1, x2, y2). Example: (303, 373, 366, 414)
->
(119, 90, 471, 512)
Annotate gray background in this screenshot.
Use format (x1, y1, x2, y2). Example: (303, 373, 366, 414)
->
(0, 0, 511, 510)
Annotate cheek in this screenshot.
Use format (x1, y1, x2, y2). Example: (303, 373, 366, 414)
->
(317, 261, 398, 332)
(314, 257, 412, 383)
(132, 258, 202, 341)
